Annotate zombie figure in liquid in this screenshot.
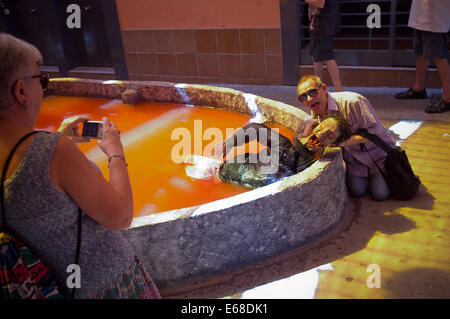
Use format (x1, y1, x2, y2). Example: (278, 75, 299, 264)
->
(212, 114, 352, 189)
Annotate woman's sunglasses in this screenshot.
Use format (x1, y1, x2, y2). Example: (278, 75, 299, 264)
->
(11, 74, 49, 96)
(298, 84, 322, 102)
(30, 74, 49, 90)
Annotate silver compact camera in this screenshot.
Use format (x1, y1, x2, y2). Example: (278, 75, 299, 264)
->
(82, 121, 103, 139)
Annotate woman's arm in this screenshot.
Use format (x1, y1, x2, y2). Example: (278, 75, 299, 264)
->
(50, 118, 133, 231)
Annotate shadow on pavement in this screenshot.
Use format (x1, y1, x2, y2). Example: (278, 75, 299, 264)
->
(164, 185, 435, 298)
(383, 268, 450, 299)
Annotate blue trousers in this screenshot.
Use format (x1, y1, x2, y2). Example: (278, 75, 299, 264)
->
(346, 171, 391, 201)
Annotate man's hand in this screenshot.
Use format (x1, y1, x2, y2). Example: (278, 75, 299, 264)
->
(304, 0, 325, 9)
(301, 120, 319, 137)
(57, 115, 90, 144)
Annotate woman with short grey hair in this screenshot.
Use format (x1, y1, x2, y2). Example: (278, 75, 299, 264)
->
(0, 33, 160, 299)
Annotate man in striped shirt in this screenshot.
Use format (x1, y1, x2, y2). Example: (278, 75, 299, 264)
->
(297, 75, 396, 201)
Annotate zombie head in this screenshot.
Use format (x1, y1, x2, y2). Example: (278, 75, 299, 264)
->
(305, 114, 352, 149)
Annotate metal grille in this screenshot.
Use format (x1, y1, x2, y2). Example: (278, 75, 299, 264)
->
(298, 0, 449, 67)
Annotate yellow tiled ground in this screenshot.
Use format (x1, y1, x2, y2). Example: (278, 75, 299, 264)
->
(314, 121, 450, 299)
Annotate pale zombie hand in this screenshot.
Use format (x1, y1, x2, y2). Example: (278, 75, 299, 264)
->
(203, 166, 218, 179)
(213, 141, 226, 160)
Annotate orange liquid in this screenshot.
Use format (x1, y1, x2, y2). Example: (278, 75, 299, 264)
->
(37, 96, 296, 216)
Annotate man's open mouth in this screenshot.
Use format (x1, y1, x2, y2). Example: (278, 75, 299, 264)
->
(310, 101, 320, 110)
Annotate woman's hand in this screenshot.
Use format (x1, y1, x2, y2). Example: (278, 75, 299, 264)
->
(97, 117, 124, 158)
(52, 118, 133, 230)
(57, 115, 90, 144)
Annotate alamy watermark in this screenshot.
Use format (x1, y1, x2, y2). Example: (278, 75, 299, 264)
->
(171, 120, 280, 174)
(66, 4, 81, 29)
(64, 3, 381, 33)
(366, 264, 381, 288)
(366, 4, 381, 29)
(66, 264, 81, 289)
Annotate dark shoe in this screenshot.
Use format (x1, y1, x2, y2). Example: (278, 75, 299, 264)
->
(395, 87, 427, 99)
(424, 99, 450, 113)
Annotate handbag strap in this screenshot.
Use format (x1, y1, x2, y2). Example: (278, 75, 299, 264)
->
(357, 128, 397, 180)
(1, 131, 40, 231)
(357, 129, 395, 154)
(0, 131, 82, 299)
(71, 207, 82, 299)
(360, 142, 387, 180)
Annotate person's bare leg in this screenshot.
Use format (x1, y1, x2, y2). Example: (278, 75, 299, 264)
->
(324, 59, 343, 92)
(434, 58, 450, 101)
(313, 60, 324, 79)
(413, 55, 428, 92)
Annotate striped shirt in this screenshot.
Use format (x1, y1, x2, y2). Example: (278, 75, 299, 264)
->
(312, 91, 395, 177)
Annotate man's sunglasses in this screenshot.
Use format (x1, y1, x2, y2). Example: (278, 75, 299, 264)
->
(298, 84, 322, 102)
(30, 74, 49, 90)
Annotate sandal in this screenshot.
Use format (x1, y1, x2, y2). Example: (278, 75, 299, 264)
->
(424, 99, 450, 113)
(395, 87, 427, 99)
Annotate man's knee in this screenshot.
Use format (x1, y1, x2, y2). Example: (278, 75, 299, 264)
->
(346, 174, 368, 198)
(370, 187, 390, 201)
(369, 172, 390, 201)
(347, 185, 367, 198)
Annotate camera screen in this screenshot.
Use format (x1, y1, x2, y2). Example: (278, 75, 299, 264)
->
(82, 122, 100, 138)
